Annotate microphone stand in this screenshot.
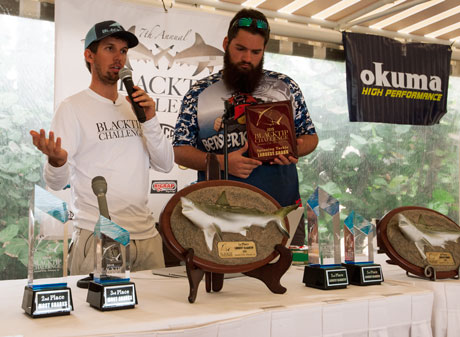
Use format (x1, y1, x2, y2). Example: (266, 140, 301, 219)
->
(222, 101, 233, 180)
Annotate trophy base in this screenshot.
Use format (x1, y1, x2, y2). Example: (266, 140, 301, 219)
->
(343, 262, 384, 286)
(22, 284, 73, 318)
(303, 264, 349, 290)
(86, 280, 137, 311)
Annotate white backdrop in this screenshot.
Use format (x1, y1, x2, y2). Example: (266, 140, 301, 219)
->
(54, 0, 230, 220)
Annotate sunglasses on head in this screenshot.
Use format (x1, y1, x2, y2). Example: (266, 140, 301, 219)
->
(233, 17, 269, 30)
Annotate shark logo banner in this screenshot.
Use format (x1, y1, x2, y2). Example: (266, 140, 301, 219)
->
(343, 32, 451, 125)
(55, 0, 229, 221)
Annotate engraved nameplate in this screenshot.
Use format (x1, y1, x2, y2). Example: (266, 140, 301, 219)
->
(218, 241, 257, 259)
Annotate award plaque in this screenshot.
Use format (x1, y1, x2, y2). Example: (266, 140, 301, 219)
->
(22, 185, 73, 318)
(343, 211, 383, 285)
(86, 216, 137, 311)
(245, 100, 297, 162)
(378, 206, 460, 280)
(303, 187, 348, 289)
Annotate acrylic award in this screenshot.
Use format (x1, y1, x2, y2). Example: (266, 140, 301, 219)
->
(303, 187, 348, 289)
(343, 211, 383, 285)
(22, 185, 73, 317)
(86, 215, 137, 311)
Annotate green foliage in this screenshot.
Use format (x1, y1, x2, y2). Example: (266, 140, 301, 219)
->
(265, 53, 460, 233)
(0, 15, 54, 280)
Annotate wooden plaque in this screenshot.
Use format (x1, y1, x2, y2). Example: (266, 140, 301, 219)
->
(159, 180, 290, 274)
(378, 206, 460, 279)
(245, 100, 298, 162)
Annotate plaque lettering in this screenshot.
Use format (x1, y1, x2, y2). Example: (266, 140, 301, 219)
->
(245, 101, 297, 163)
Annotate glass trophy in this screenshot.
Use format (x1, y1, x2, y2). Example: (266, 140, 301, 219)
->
(22, 185, 73, 317)
(86, 215, 137, 311)
(303, 187, 348, 289)
(343, 211, 383, 285)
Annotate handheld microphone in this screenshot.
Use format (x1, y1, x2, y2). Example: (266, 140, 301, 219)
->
(91, 176, 110, 220)
(118, 67, 146, 123)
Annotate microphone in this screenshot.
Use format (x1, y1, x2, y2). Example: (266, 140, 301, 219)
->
(118, 67, 146, 123)
(77, 176, 111, 289)
(91, 176, 110, 220)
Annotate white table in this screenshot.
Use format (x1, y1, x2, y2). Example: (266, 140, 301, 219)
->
(377, 254, 460, 337)
(1, 264, 433, 337)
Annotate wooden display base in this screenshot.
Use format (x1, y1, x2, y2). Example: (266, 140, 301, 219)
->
(303, 264, 349, 290)
(343, 263, 383, 286)
(185, 244, 292, 303)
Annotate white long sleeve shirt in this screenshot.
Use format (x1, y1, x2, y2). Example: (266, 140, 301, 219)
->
(44, 88, 174, 239)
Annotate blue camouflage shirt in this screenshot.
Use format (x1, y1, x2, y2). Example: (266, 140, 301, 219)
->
(173, 70, 316, 207)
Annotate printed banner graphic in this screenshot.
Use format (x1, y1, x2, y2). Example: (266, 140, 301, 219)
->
(55, 0, 229, 220)
(343, 32, 451, 125)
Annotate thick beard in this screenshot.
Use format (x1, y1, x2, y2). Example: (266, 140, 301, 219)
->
(222, 50, 264, 94)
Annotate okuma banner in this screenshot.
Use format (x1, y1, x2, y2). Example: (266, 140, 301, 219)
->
(343, 32, 451, 125)
(55, 0, 229, 220)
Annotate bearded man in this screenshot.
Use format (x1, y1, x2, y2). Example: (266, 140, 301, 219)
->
(173, 9, 318, 245)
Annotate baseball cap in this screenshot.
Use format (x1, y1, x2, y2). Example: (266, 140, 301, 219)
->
(84, 20, 138, 50)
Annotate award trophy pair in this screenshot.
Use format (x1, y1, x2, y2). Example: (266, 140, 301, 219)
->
(303, 187, 382, 289)
(22, 178, 136, 316)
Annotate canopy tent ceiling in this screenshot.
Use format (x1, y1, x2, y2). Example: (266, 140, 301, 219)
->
(27, 0, 460, 62)
(172, 0, 460, 61)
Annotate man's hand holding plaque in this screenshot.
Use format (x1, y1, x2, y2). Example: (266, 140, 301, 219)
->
(245, 100, 298, 163)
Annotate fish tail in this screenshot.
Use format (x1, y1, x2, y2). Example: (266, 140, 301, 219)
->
(274, 204, 300, 238)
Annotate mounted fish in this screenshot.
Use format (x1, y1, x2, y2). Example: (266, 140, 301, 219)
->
(377, 206, 460, 279)
(180, 191, 297, 251)
(159, 180, 296, 302)
(159, 180, 297, 271)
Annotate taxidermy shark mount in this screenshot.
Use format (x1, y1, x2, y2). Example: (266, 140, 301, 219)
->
(397, 213, 460, 260)
(181, 191, 299, 251)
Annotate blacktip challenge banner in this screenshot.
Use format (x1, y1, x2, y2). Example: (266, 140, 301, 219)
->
(55, 0, 229, 221)
(343, 32, 451, 125)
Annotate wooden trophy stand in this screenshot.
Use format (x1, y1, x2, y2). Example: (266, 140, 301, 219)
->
(184, 245, 292, 303)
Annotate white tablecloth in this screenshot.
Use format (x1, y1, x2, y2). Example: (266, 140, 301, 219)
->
(376, 254, 460, 337)
(0, 263, 433, 337)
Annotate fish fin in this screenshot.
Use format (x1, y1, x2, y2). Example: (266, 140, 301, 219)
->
(215, 191, 230, 206)
(274, 203, 300, 218)
(213, 224, 223, 241)
(127, 25, 136, 34)
(203, 231, 216, 252)
(414, 241, 427, 260)
(194, 32, 205, 46)
(240, 226, 250, 236)
(276, 219, 290, 238)
(192, 61, 208, 76)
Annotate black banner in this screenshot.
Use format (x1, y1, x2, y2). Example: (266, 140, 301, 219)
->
(343, 32, 451, 125)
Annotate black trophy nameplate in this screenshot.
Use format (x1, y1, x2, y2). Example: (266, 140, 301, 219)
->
(343, 263, 383, 286)
(303, 265, 349, 290)
(86, 281, 137, 311)
(22, 286, 73, 318)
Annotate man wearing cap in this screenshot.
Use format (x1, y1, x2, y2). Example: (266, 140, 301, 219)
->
(30, 20, 174, 275)
(173, 9, 318, 245)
